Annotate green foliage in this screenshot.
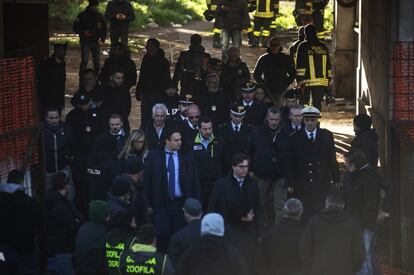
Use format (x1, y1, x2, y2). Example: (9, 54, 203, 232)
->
(49, 0, 204, 32)
(275, 3, 296, 31)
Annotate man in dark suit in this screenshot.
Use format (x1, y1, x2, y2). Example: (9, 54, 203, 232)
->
(208, 153, 262, 235)
(141, 103, 170, 150)
(286, 104, 303, 134)
(236, 82, 267, 127)
(286, 106, 340, 220)
(217, 103, 253, 175)
(143, 127, 200, 253)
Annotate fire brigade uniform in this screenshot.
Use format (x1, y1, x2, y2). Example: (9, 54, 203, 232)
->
(296, 38, 331, 111)
(252, 0, 279, 47)
(312, 0, 329, 39)
(269, 1, 279, 37)
(246, 0, 257, 46)
(293, 0, 313, 27)
(206, 0, 223, 48)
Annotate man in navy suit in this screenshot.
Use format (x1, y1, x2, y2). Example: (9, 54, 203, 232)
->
(286, 106, 340, 220)
(143, 127, 200, 253)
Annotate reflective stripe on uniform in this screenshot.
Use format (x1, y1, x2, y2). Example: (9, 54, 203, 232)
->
(308, 55, 316, 80)
(213, 28, 221, 34)
(303, 78, 329, 86)
(322, 54, 327, 79)
(262, 30, 271, 37)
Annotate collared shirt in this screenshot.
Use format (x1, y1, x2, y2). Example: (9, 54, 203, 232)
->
(292, 124, 301, 131)
(233, 174, 244, 188)
(110, 128, 125, 136)
(305, 129, 317, 140)
(243, 100, 253, 108)
(187, 120, 197, 130)
(154, 124, 164, 139)
(180, 114, 187, 123)
(165, 149, 183, 197)
(200, 136, 210, 150)
(231, 122, 242, 132)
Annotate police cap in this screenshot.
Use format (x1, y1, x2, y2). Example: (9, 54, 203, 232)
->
(230, 102, 246, 116)
(241, 82, 257, 94)
(301, 106, 321, 117)
(179, 93, 194, 104)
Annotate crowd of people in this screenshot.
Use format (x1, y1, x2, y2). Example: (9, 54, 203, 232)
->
(0, 0, 390, 274)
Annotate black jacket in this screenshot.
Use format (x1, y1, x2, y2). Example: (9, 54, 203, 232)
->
(236, 99, 267, 127)
(300, 209, 364, 275)
(100, 55, 137, 89)
(161, 95, 180, 119)
(258, 217, 304, 275)
(136, 49, 171, 99)
(190, 134, 224, 182)
(175, 235, 249, 275)
(208, 174, 262, 232)
(253, 48, 296, 95)
(0, 184, 43, 255)
(351, 129, 379, 168)
(100, 85, 132, 125)
(0, 244, 20, 275)
(249, 124, 290, 180)
(37, 55, 66, 110)
(105, 0, 135, 30)
(45, 190, 83, 256)
(344, 165, 381, 232)
(217, 122, 252, 175)
(225, 221, 257, 275)
(217, 0, 250, 31)
(71, 86, 103, 108)
(75, 221, 108, 273)
(65, 107, 103, 155)
(73, 7, 106, 43)
(167, 219, 201, 267)
(140, 120, 169, 150)
(286, 128, 340, 216)
(195, 90, 230, 129)
(220, 59, 251, 102)
(42, 122, 74, 173)
(172, 45, 211, 94)
(107, 193, 134, 217)
(106, 228, 135, 275)
(143, 148, 201, 208)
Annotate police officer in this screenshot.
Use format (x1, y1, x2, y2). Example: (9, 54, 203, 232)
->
(167, 94, 194, 129)
(105, 0, 135, 47)
(296, 24, 332, 111)
(217, 103, 253, 175)
(119, 224, 174, 275)
(66, 93, 103, 214)
(236, 82, 268, 127)
(190, 116, 224, 210)
(161, 82, 180, 119)
(195, 73, 230, 129)
(73, 0, 106, 77)
(251, 0, 279, 48)
(286, 106, 340, 220)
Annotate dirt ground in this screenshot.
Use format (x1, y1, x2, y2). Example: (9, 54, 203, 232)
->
(62, 19, 355, 149)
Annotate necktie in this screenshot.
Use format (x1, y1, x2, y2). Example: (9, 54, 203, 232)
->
(239, 180, 243, 188)
(234, 125, 239, 132)
(309, 132, 314, 142)
(295, 126, 299, 132)
(167, 152, 176, 199)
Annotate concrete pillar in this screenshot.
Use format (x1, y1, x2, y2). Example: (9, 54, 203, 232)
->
(334, 2, 357, 98)
(398, 0, 414, 40)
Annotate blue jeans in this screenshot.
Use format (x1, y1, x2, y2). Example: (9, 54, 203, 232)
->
(47, 253, 74, 275)
(221, 29, 242, 61)
(80, 41, 100, 76)
(357, 229, 381, 275)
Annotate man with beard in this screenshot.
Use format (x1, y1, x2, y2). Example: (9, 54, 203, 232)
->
(136, 38, 171, 125)
(101, 67, 132, 130)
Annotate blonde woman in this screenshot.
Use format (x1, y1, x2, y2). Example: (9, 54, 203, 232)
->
(118, 129, 148, 166)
